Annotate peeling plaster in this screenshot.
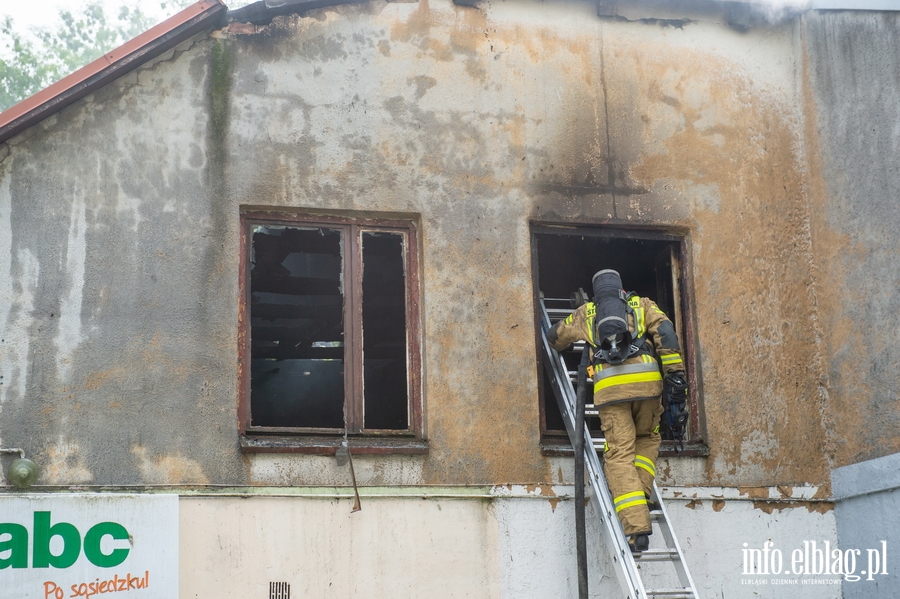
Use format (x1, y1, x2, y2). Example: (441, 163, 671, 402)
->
(132, 446, 209, 484)
(247, 453, 426, 486)
(42, 439, 94, 484)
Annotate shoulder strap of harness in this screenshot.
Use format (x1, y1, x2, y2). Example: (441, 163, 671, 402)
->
(624, 292, 646, 355)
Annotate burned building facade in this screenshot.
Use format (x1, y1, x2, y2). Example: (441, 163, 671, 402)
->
(1, 0, 899, 597)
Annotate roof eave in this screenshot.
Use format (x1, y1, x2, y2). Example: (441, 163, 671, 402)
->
(0, 0, 228, 145)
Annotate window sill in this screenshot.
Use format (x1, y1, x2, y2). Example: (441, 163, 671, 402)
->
(240, 434, 429, 455)
(540, 438, 709, 458)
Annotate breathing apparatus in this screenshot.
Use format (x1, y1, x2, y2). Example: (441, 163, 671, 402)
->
(576, 269, 689, 450)
(590, 269, 642, 364)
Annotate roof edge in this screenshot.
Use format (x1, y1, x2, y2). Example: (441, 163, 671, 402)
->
(227, 0, 363, 25)
(0, 0, 228, 145)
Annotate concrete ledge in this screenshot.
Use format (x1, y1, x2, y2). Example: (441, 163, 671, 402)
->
(660, 485, 827, 502)
(0, 483, 833, 503)
(831, 451, 900, 500)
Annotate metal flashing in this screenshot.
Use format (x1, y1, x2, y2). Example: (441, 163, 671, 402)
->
(831, 451, 900, 501)
(811, 0, 900, 8)
(228, 0, 364, 25)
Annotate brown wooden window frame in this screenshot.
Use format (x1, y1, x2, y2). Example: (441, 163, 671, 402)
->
(531, 224, 707, 458)
(238, 211, 425, 454)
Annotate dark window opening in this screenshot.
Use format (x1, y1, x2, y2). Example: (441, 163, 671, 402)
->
(250, 226, 345, 429)
(240, 212, 422, 450)
(362, 232, 409, 430)
(532, 226, 698, 451)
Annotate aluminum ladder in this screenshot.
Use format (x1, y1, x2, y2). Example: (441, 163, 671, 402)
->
(539, 295, 700, 599)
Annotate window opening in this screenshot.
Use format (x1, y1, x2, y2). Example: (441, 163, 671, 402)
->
(533, 227, 695, 449)
(362, 232, 409, 430)
(240, 212, 422, 447)
(250, 226, 345, 429)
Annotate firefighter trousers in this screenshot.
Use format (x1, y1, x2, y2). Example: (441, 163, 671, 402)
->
(597, 397, 664, 536)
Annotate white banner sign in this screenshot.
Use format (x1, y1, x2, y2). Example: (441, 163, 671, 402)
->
(0, 494, 178, 599)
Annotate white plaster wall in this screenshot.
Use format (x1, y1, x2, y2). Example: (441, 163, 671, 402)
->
(178, 490, 838, 599)
(664, 495, 841, 599)
(179, 495, 502, 598)
(491, 493, 621, 598)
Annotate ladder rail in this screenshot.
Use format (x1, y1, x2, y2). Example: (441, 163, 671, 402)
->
(539, 300, 649, 599)
(539, 297, 700, 599)
(651, 484, 700, 593)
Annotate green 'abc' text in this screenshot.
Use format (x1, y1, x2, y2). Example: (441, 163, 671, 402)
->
(0, 512, 130, 569)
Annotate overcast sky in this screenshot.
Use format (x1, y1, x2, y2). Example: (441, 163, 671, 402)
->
(0, 0, 256, 64)
(5, 1, 175, 32)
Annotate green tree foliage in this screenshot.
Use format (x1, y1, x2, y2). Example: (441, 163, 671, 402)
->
(0, 1, 192, 111)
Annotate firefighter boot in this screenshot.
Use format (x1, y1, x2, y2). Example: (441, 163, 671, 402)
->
(630, 533, 650, 554)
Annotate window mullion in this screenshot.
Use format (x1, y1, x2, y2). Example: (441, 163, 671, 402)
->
(344, 224, 364, 433)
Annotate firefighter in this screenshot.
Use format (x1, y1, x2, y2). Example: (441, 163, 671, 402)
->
(547, 269, 688, 552)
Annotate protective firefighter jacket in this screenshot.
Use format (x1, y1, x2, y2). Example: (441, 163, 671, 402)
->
(548, 295, 684, 407)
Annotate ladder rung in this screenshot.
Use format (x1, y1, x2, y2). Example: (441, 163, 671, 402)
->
(567, 372, 594, 381)
(539, 296, 699, 599)
(634, 548, 680, 562)
(567, 372, 594, 383)
(647, 589, 695, 599)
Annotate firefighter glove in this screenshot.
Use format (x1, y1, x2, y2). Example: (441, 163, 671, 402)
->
(662, 371, 689, 452)
(663, 371, 688, 408)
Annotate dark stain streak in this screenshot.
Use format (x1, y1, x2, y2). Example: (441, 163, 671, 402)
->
(529, 183, 648, 197)
(598, 32, 617, 216)
(598, 14, 693, 29)
(408, 75, 437, 100)
(661, 95, 681, 109)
